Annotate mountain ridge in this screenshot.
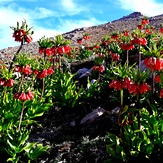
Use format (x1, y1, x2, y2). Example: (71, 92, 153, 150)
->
(1, 11, 163, 57)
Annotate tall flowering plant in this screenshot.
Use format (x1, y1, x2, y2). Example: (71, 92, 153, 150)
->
(0, 20, 53, 163)
(141, 39, 163, 103)
(9, 20, 34, 71)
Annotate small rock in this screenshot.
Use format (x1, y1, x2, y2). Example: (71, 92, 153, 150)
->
(109, 107, 120, 115)
(80, 107, 106, 125)
(70, 120, 76, 127)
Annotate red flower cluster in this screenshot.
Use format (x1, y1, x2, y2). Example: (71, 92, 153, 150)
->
(120, 43, 135, 51)
(131, 38, 147, 45)
(14, 91, 34, 101)
(83, 34, 90, 40)
(155, 75, 161, 83)
(15, 65, 32, 75)
(109, 77, 151, 95)
(12, 29, 32, 43)
(111, 33, 119, 39)
(160, 89, 163, 98)
(0, 78, 14, 87)
(143, 57, 163, 71)
(77, 38, 83, 44)
(160, 27, 163, 33)
(137, 24, 144, 30)
(35, 68, 54, 79)
(142, 18, 149, 25)
(109, 79, 121, 90)
(123, 30, 129, 36)
(39, 46, 71, 56)
(128, 83, 151, 95)
(93, 65, 105, 72)
(111, 53, 120, 61)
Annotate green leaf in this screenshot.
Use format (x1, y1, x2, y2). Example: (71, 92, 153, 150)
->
(7, 139, 16, 152)
(27, 144, 50, 160)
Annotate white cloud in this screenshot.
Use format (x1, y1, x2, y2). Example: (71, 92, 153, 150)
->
(57, 17, 103, 32)
(33, 27, 62, 42)
(0, 3, 61, 49)
(0, 1, 102, 49)
(117, 0, 163, 16)
(61, 0, 75, 10)
(60, 0, 89, 15)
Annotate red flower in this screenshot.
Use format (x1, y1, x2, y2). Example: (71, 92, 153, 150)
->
(145, 28, 151, 34)
(64, 45, 71, 53)
(57, 46, 65, 54)
(13, 29, 26, 42)
(5, 79, 14, 87)
(123, 30, 129, 36)
(160, 89, 163, 98)
(142, 18, 149, 25)
(25, 35, 32, 43)
(93, 65, 99, 71)
(83, 35, 90, 40)
(47, 67, 54, 75)
(46, 48, 52, 56)
(131, 38, 147, 45)
(143, 57, 156, 71)
(138, 83, 151, 94)
(144, 57, 163, 71)
(93, 65, 105, 72)
(14, 92, 20, 99)
(26, 91, 34, 100)
(14, 65, 23, 72)
(111, 53, 120, 61)
(160, 27, 163, 33)
(122, 77, 133, 89)
(109, 80, 121, 90)
(120, 43, 135, 51)
(14, 92, 34, 101)
(51, 46, 57, 55)
(155, 58, 163, 71)
(36, 69, 48, 79)
(128, 84, 137, 94)
(99, 65, 105, 72)
(111, 34, 119, 39)
(33, 70, 39, 75)
(18, 92, 27, 101)
(39, 47, 45, 54)
(77, 38, 82, 44)
(98, 53, 105, 58)
(128, 83, 150, 95)
(155, 75, 161, 83)
(137, 24, 144, 30)
(0, 78, 6, 86)
(23, 65, 32, 75)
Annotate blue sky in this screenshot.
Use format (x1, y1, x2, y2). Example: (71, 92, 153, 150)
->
(0, 0, 163, 49)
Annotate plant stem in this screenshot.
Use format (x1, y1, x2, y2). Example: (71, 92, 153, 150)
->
(44, 48, 46, 62)
(2, 86, 7, 104)
(119, 88, 125, 144)
(138, 46, 141, 69)
(18, 74, 24, 92)
(118, 88, 123, 125)
(151, 70, 155, 104)
(137, 93, 141, 130)
(59, 55, 62, 71)
(40, 78, 45, 100)
(126, 50, 129, 69)
(18, 101, 25, 132)
(9, 40, 24, 72)
(97, 71, 100, 82)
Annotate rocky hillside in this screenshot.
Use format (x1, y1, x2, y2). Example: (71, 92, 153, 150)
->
(1, 12, 163, 58)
